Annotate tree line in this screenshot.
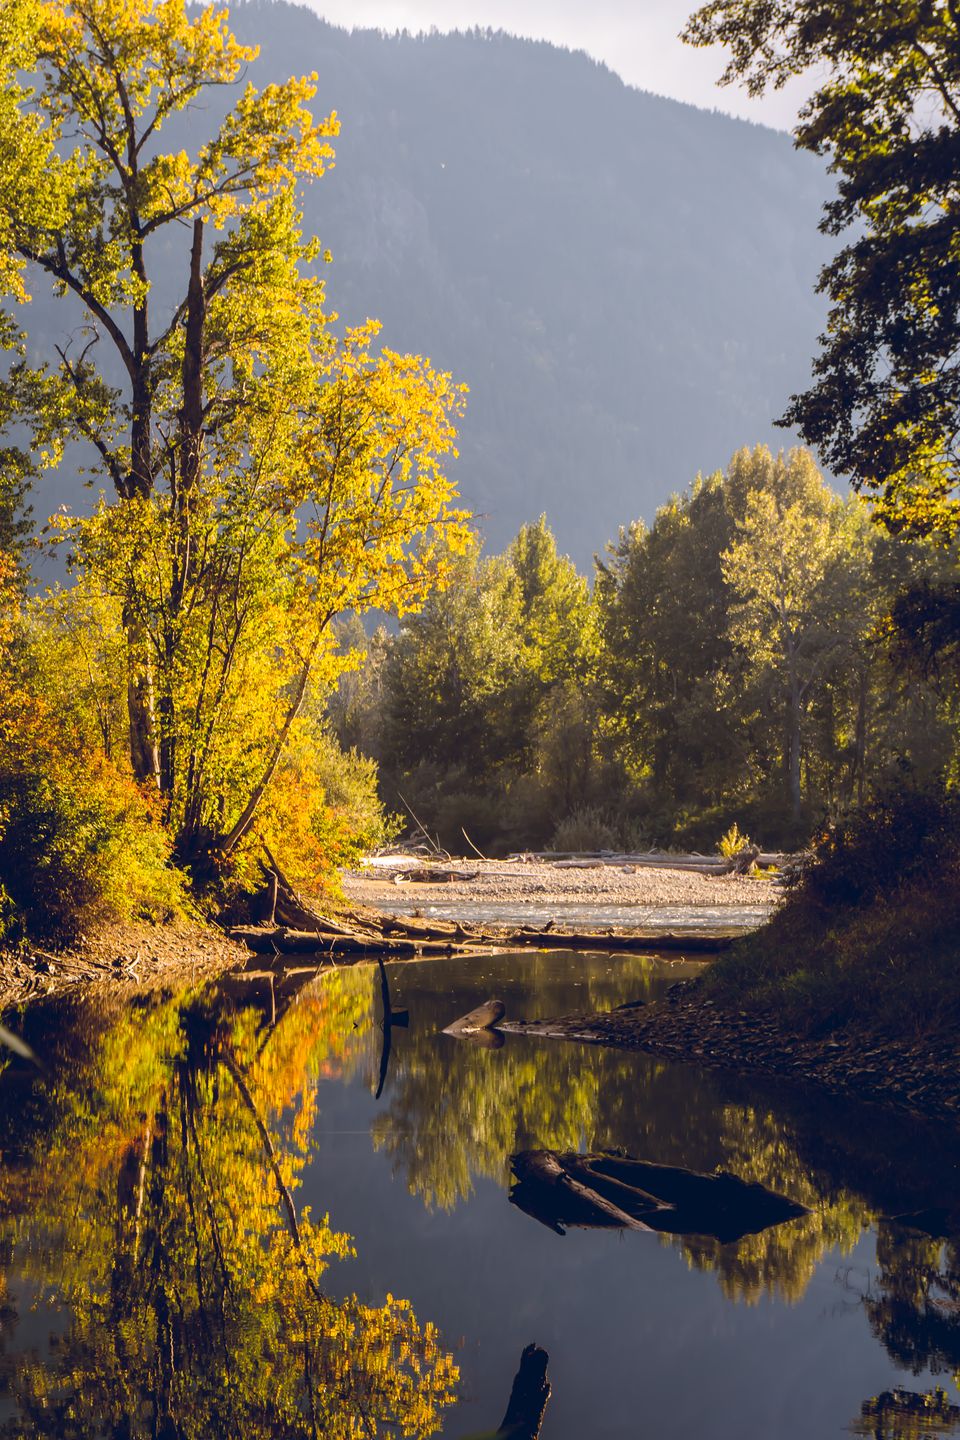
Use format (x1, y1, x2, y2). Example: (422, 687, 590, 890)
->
(331, 445, 960, 853)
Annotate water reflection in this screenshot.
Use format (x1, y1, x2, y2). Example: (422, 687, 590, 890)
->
(0, 984, 457, 1438)
(363, 954, 873, 1306)
(1, 951, 959, 1439)
(850, 1388, 960, 1439)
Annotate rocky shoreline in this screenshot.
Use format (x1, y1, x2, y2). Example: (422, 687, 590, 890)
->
(342, 855, 779, 911)
(502, 983, 960, 1125)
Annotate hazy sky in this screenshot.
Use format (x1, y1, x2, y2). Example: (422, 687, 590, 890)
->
(299, 0, 809, 129)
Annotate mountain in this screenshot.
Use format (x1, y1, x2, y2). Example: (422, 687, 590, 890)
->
(25, 2, 836, 567)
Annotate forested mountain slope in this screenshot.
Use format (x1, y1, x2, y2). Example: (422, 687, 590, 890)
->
(28, 1, 835, 564)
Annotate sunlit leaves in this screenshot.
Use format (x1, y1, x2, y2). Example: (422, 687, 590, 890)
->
(0, 0, 469, 878)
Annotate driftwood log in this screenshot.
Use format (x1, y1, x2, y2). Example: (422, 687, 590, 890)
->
(230, 849, 744, 961)
(443, 999, 506, 1036)
(229, 920, 737, 960)
(497, 1345, 552, 1440)
(509, 1149, 808, 1243)
(230, 927, 420, 957)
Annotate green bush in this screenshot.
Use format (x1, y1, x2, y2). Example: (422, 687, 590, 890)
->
(551, 807, 621, 853)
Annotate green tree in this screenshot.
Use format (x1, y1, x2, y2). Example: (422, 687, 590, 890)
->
(595, 471, 739, 820)
(721, 446, 871, 826)
(378, 520, 596, 848)
(684, 0, 960, 543)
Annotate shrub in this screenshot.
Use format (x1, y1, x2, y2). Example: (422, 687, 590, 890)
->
(718, 821, 753, 858)
(551, 806, 621, 853)
(704, 786, 960, 1038)
(0, 752, 187, 942)
(255, 725, 401, 898)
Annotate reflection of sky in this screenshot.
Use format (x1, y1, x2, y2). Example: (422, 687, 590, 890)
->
(299, 0, 814, 130)
(304, 954, 956, 1439)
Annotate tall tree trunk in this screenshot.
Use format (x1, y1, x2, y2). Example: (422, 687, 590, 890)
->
(160, 219, 208, 804)
(126, 606, 161, 786)
(124, 239, 160, 778)
(785, 660, 803, 826)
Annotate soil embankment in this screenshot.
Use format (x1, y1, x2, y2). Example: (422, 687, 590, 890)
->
(0, 921, 248, 1008)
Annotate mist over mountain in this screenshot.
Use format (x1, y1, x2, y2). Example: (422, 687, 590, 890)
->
(28, 1, 836, 566)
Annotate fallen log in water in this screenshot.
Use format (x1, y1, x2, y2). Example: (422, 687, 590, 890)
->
(497, 1345, 552, 1440)
(443, 999, 506, 1036)
(493, 928, 735, 952)
(229, 919, 740, 959)
(509, 1150, 653, 1233)
(509, 1148, 808, 1243)
(228, 926, 418, 957)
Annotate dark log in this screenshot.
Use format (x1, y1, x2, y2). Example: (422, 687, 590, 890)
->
(396, 867, 478, 884)
(497, 1344, 551, 1440)
(228, 927, 417, 957)
(443, 998, 506, 1037)
(382, 914, 484, 942)
(509, 1148, 808, 1244)
(497, 929, 734, 953)
(510, 1150, 653, 1232)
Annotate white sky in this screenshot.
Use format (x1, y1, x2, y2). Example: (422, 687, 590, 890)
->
(300, 0, 809, 129)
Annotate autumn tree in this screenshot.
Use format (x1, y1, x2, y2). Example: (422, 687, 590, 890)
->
(684, 0, 960, 543)
(0, 0, 467, 881)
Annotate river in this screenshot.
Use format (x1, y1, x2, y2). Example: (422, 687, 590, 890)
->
(0, 948, 958, 1438)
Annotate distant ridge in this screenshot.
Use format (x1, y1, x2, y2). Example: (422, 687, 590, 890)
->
(29, 1, 836, 565)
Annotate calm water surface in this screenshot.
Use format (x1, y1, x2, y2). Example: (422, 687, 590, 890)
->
(1, 948, 958, 1439)
(367, 899, 774, 931)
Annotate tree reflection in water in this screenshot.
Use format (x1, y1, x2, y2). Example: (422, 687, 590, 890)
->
(367, 956, 870, 1303)
(864, 1222, 960, 1393)
(0, 976, 458, 1439)
(3, 954, 960, 1438)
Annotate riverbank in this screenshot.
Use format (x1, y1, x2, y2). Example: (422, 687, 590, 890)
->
(0, 849, 769, 1009)
(0, 920, 247, 1009)
(342, 855, 779, 912)
(502, 984, 960, 1125)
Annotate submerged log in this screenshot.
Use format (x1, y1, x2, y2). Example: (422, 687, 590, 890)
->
(443, 998, 506, 1037)
(510, 1151, 653, 1233)
(497, 1344, 552, 1440)
(509, 1148, 808, 1243)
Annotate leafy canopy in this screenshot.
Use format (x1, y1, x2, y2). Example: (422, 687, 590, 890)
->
(0, 0, 470, 884)
(684, 0, 960, 541)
